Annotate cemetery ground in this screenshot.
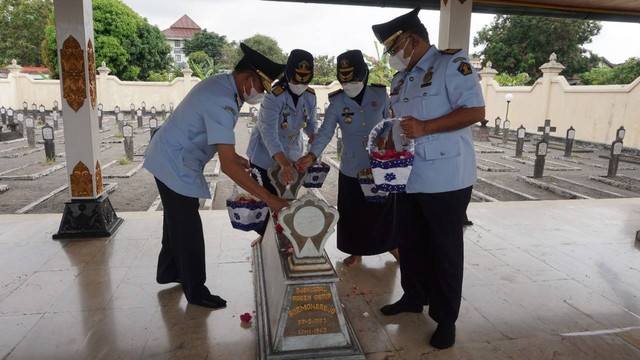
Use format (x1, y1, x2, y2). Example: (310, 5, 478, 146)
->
(0, 113, 640, 216)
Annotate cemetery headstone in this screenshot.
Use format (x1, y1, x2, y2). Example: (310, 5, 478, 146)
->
(53, 100, 59, 114)
(123, 123, 134, 161)
(472, 119, 490, 142)
(268, 161, 305, 200)
(254, 192, 364, 359)
(537, 119, 557, 141)
(502, 119, 511, 144)
(0, 106, 6, 125)
(494, 116, 501, 136)
(52, 111, 60, 130)
(97, 103, 103, 130)
(25, 117, 35, 148)
(22, 101, 28, 116)
(15, 113, 24, 134)
(42, 123, 55, 161)
(607, 126, 625, 178)
(161, 104, 166, 120)
(130, 103, 136, 121)
(31, 103, 37, 120)
(116, 113, 124, 134)
(515, 125, 526, 158)
(564, 126, 575, 157)
(38, 104, 46, 123)
(149, 117, 159, 140)
(150, 106, 156, 118)
(141, 101, 146, 116)
(533, 139, 548, 178)
(136, 108, 143, 128)
(169, 102, 174, 113)
(7, 107, 14, 128)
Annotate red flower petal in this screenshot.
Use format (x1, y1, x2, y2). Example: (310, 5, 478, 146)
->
(240, 312, 252, 323)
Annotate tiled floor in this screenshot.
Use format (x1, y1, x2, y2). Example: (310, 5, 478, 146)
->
(0, 198, 639, 359)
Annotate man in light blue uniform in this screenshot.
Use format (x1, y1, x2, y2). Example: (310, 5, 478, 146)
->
(143, 43, 289, 309)
(372, 8, 485, 349)
(297, 50, 398, 266)
(246, 49, 317, 234)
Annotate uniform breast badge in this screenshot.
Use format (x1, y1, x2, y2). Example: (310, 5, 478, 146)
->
(342, 107, 353, 125)
(303, 107, 308, 128)
(421, 67, 434, 88)
(390, 79, 404, 96)
(281, 113, 289, 129)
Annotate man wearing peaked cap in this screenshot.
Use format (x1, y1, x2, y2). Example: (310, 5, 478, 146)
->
(372, 7, 486, 350)
(297, 49, 398, 267)
(246, 49, 317, 236)
(143, 43, 288, 309)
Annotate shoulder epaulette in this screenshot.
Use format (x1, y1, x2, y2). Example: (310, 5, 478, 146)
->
(439, 48, 462, 55)
(370, 83, 387, 88)
(305, 87, 315, 94)
(328, 89, 343, 98)
(272, 84, 285, 96)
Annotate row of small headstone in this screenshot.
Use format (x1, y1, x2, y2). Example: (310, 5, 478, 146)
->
(96, 102, 173, 130)
(492, 118, 626, 179)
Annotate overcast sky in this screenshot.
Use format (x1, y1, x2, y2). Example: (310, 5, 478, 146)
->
(122, 0, 639, 64)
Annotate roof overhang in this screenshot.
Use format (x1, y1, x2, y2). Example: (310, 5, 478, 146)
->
(264, 0, 640, 22)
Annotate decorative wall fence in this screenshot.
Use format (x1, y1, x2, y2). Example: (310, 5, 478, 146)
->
(2, 56, 639, 149)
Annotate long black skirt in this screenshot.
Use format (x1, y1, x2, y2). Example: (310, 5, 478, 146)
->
(337, 172, 396, 255)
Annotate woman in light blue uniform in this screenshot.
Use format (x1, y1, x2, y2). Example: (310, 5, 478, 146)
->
(297, 50, 398, 266)
(246, 49, 317, 235)
(143, 43, 289, 309)
(372, 8, 485, 349)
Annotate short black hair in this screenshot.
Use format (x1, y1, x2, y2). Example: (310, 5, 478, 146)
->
(234, 59, 253, 73)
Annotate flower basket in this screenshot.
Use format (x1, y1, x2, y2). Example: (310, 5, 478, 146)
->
(302, 161, 331, 188)
(226, 169, 269, 232)
(357, 168, 389, 203)
(366, 118, 415, 193)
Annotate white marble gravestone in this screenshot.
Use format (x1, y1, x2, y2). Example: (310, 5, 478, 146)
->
(253, 192, 364, 360)
(267, 160, 305, 200)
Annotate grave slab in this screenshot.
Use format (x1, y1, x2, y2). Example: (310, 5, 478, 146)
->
(0, 161, 67, 181)
(500, 155, 582, 171)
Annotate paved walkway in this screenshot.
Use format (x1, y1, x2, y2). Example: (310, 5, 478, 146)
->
(0, 198, 639, 359)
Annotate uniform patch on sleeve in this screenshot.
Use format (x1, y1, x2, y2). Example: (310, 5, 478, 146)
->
(328, 89, 343, 97)
(453, 56, 466, 63)
(457, 62, 473, 76)
(306, 87, 316, 94)
(224, 105, 236, 116)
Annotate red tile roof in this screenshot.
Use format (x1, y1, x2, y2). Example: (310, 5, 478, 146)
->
(162, 15, 202, 39)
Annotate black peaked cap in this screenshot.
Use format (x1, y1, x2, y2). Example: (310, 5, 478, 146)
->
(371, 7, 422, 51)
(336, 50, 368, 83)
(286, 49, 314, 84)
(239, 43, 286, 85)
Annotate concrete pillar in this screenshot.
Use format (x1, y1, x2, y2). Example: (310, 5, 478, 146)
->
(478, 61, 498, 102)
(7, 60, 21, 109)
(539, 53, 565, 121)
(97, 61, 110, 109)
(438, 0, 473, 55)
(52, 0, 122, 239)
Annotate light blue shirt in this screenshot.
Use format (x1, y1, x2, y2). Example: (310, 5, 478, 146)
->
(143, 74, 241, 198)
(310, 85, 389, 178)
(389, 45, 485, 193)
(246, 81, 317, 169)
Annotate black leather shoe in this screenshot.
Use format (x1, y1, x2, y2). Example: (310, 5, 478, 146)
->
(190, 294, 227, 309)
(157, 277, 181, 285)
(430, 323, 456, 349)
(380, 297, 423, 316)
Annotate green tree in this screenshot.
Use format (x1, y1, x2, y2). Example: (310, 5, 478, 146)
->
(366, 41, 393, 87)
(474, 15, 601, 81)
(42, 0, 171, 80)
(580, 57, 640, 85)
(183, 30, 227, 60)
(0, 0, 54, 66)
(242, 34, 287, 64)
(311, 55, 336, 85)
(215, 42, 241, 72)
(188, 51, 215, 79)
(495, 72, 532, 86)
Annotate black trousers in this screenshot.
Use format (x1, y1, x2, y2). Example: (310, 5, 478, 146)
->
(395, 186, 472, 324)
(155, 178, 211, 302)
(251, 165, 278, 236)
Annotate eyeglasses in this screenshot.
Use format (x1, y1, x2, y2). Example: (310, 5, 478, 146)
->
(387, 36, 410, 56)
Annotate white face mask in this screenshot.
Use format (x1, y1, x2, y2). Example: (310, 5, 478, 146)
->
(289, 83, 308, 96)
(388, 40, 414, 72)
(342, 81, 365, 98)
(243, 77, 264, 105)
